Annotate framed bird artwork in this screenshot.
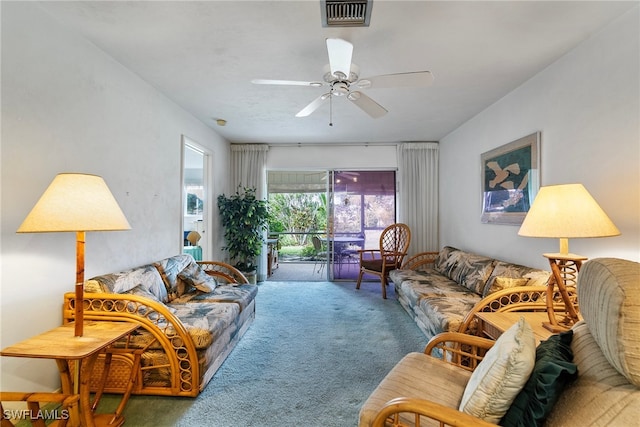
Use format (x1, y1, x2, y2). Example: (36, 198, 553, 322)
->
(481, 132, 540, 225)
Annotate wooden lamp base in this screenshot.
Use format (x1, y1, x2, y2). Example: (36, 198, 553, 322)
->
(542, 253, 587, 332)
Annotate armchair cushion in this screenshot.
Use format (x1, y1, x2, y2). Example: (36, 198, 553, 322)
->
(501, 330, 578, 427)
(578, 258, 640, 386)
(358, 352, 472, 427)
(459, 317, 536, 423)
(361, 258, 385, 272)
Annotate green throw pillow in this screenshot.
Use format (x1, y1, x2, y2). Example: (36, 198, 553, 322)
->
(500, 330, 578, 427)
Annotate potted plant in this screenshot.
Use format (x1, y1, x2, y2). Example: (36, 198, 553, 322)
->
(217, 186, 269, 283)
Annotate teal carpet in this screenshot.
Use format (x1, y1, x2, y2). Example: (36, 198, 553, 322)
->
(100, 281, 428, 426)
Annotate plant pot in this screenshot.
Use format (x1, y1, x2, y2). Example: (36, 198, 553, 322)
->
(242, 270, 257, 285)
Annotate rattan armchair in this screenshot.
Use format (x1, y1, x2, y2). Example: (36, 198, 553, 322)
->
(356, 223, 411, 299)
(364, 332, 496, 427)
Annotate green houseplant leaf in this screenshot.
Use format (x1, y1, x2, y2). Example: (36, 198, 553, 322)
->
(217, 186, 269, 272)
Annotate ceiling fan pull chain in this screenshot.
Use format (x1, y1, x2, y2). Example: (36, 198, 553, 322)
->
(329, 93, 333, 126)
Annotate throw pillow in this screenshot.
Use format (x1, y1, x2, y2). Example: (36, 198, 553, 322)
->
(500, 330, 578, 427)
(459, 316, 536, 423)
(484, 276, 529, 297)
(177, 262, 217, 295)
(122, 284, 177, 319)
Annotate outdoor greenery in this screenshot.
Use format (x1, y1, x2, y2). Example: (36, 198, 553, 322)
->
(268, 189, 396, 261)
(217, 186, 269, 272)
(268, 193, 327, 247)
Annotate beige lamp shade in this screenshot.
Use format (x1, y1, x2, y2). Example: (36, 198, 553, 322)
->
(186, 231, 201, 246)
(17, 173, 131, 233)
(518, 183, 619, 254)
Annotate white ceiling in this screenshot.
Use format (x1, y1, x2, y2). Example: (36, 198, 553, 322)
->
(38, 1, 636, 145)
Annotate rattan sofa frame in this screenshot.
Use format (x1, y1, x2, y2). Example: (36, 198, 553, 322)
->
(62, 261, 253, 398)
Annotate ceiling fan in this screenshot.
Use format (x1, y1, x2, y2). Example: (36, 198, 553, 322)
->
(251, 38, 434, 121)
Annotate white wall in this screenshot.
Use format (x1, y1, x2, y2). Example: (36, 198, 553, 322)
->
(0, 2, 230, 391)
(266, 144, 397, 170)
(439, 7, 640, 270)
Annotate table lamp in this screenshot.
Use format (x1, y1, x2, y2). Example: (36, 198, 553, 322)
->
(17, 173, 131, 337)
(518, 183, 619, 332)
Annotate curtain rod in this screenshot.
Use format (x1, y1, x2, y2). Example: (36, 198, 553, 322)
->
(249, 141, 438, 148)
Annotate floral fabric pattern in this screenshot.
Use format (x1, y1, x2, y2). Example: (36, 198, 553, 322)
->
(79, 254, 258, 396)
(447, 253, 496, 295)
(484, 262, 551, 297)
(177, 262, 217, 295)
(433, 246, 460, 277)
(391, 247, 550, 339)
(170, 284, 258, 311)
(154, 254, 194, 300)
(87, 264, 168, 302)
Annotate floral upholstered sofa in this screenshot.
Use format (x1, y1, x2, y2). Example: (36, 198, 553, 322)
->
(389, 246, 551, 338)
(62, 254, 257, 397)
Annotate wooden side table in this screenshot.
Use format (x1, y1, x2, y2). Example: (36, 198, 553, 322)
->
(1, 321, 138, 427)
(475, 311, 554, 344)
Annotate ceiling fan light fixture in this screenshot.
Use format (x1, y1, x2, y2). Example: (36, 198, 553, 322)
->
(332, 82, 349, 96)
(347, 92, 360, 101)
(356, 79, 371, 89)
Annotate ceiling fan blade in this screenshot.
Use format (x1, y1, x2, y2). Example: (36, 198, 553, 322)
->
(295, 93, 331, 117)
(251, 79, 325, 87)
(326, 38, 353, 79)
(347, 91, 388, 118)
(355, 71, 434, 89)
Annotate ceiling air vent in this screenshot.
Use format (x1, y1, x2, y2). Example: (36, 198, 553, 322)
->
(321, 0, 373, 27)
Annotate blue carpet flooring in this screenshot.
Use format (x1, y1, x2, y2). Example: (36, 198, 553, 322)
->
(98, 281, 428, 426)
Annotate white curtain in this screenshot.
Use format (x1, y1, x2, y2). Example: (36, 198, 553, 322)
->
(230, 144, 269, 198)
(230, 144, 269, 280)
(397, 143, 439, 255)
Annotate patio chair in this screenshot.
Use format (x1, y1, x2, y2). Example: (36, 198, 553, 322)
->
(356, 223, 411, 299)
(312, 235, 329, 275)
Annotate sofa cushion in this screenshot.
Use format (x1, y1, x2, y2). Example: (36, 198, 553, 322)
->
(177, 261, 217, 295)
(86, 263, 168, 303)
(500, 330, 578, 427)
(417, 291, 482, 335)
(154, 254, 195, 301)
(459, 317, 536, 423)
(577, 258, 640, 386)
(483, 261, 550, 297)
(358, 352, 473, 427)
(484, 276, 530, 295)
(392, 268, 464, 307)
(433, 246, 460, 277)
(447, 253, 496, 295)
(166, 302, 240, 350)
(170, 284, 258, 312)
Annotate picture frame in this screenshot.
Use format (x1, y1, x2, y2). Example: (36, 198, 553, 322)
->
(481, 132, 540, 225)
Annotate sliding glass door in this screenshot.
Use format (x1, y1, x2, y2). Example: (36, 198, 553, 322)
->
(329, 170, 397, 280)
(266, 170, 396, 281)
